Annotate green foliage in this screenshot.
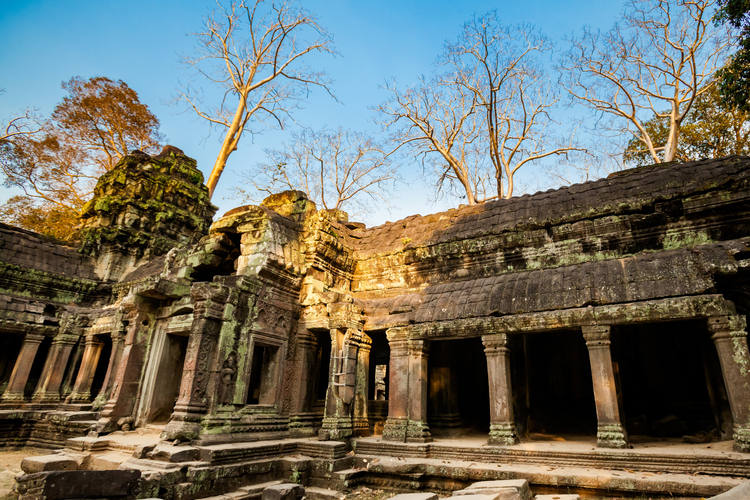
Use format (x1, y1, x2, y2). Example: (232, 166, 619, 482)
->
(716, 0, 750, 111)
(624, 85, 750, 165)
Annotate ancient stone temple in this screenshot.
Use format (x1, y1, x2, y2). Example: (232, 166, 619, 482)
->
(2, 150, 750, 499)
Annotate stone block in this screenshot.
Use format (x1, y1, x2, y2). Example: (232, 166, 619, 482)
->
(709, 482, 750, 499)
(262, 483, 305, 500)
(453, 479, 532, 500)
(388, 494, 438, 500)
(150, 443, 200, 462)
(534, 496, 580, 500)
(21, 454, 78, 473)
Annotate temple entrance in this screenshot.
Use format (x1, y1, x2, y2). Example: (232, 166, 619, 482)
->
(90, 336, 112, 399)
(612, 320, 728, 442)
(428, 337, 489, 437)
(0, 333, 23, 395)
(367, 331, 389, 434)
(513, 330, 596, 439)
(138, 332, 188, 424)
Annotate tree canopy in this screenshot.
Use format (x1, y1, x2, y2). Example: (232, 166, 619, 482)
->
(0, 76, 162, 240)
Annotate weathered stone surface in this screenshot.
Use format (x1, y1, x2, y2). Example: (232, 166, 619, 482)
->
(452, 479, 531, 500)
(261, 482, 305, 500)
(709, 481, 750, 499)
(388, 493, 438, 500)
(15, 469, 140, 499)
(20, 454, 78, 473)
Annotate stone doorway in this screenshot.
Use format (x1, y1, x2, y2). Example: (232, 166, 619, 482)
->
(89, 336, 112, 399)
(246, 343, 280, 405)
(612, 320, 729, 443)
(137, 332, 188, 425)
(367, 331, 389, 434)
(428, 337, 489, 437)
(513, 330, 597, 439)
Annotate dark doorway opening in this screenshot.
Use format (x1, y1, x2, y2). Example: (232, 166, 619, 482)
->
(90, 336, 112, 399)
(24, 336, 52, 398)
(0, 334, 23, 395)
(428, 337, 489, 436)
(313, 331, 332, 403)
(367, 331, 390, 435)
(612, 320, 728, 442)
(513, 330, 596, 438)
(246, 343, 280, 405)
(147, 333, 188, 423)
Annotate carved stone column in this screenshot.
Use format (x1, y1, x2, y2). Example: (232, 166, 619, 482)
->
(382, 330, 409, 441)
(406, 339, 431, 442)
(289, 329, 320, 437)
(352, 332, 372, 436)
(708, 315, 750, 452)
(32, 333, 78, 403)
(1, 332, 45, 402)
(67, 336, 104, 403)
(163, 282, 227, 441)
(482, 333, 519, 445)
(582, 325, 628, 449)
(93, 328, 125, 409)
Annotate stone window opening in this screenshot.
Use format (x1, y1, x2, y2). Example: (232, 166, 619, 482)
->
(246, 343, 280, 405)
(612, 321, 729, 443)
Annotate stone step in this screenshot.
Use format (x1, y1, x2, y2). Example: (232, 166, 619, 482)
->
(193, 480, 286, 500)
(303, 486, 346, 500)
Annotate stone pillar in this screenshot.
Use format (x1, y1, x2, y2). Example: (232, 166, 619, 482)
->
(406, 339, 431, 442)
(163, 282, 226, 441)
(352, 332, 372, 436)
(67, 336, 104, 403)
(482, 333, 519, 445)
(708, 315, 750, 452)
(582, 325, 628, 449)
(32, 334, 78, 403)
(93, 330, 125, 409)
(289, 330, 320, 437)
(1, 332, 45, 402)
(382, 331, 409, 441)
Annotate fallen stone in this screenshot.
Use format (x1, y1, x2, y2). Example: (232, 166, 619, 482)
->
(262, 482, 305, 500)
(450, 495, 508, 500)
(709, 481, 750, 499)
(452, 479, 532, 500)
(21, 455, 78, 474)
(534, 495, 580, 500)
(388, 493, 438, 500)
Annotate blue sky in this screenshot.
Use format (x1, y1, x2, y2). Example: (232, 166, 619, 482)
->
(0, 0, 626, 226)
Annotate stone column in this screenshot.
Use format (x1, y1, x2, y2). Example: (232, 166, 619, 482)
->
(708, 315, 750, 452)
(482, 333, 519, 445)
(289, 329, 319, 437)
(582, 325, 628, 449)
(67, 336, 104, 403)
(352, 332, 372, 436)
(32, 334, 78, 403)
(1, 332, 45, 402)
(93, 330, 125, 409)
(320, 328, 365, 440)
(406, 339, 431, 442)
(382, 330, 409, 441)
(163, 282, 226, 441)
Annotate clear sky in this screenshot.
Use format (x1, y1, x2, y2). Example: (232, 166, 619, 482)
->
(0, 0, 626, 227)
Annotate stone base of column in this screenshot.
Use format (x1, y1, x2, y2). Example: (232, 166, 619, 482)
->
(66, 391, 92, 404)
(382, 417, 408, 441)
(406, 420, 431, 442)
(733, 425, 750, 452)
(352, 416, 370, 436)
(31, 392, 62, 403)
(163, 417, 203, 442)
(319, 416, 353, 441)
(488, 422, 519, 445)
(596, 423, 629, 448)
(0, 391, 27, 403)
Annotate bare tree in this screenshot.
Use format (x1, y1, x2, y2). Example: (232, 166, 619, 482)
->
(381, 12, 581, 204)
(1, 111, 42, 145)
(184, 0, 334, 198)
(241, 128, 394, 213)
(562, 0, 732, 164)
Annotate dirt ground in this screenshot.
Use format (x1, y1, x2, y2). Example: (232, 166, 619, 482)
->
(0, 448, 43, 500)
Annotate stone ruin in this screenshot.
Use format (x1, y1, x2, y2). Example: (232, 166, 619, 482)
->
(1, 147, 750, 499)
